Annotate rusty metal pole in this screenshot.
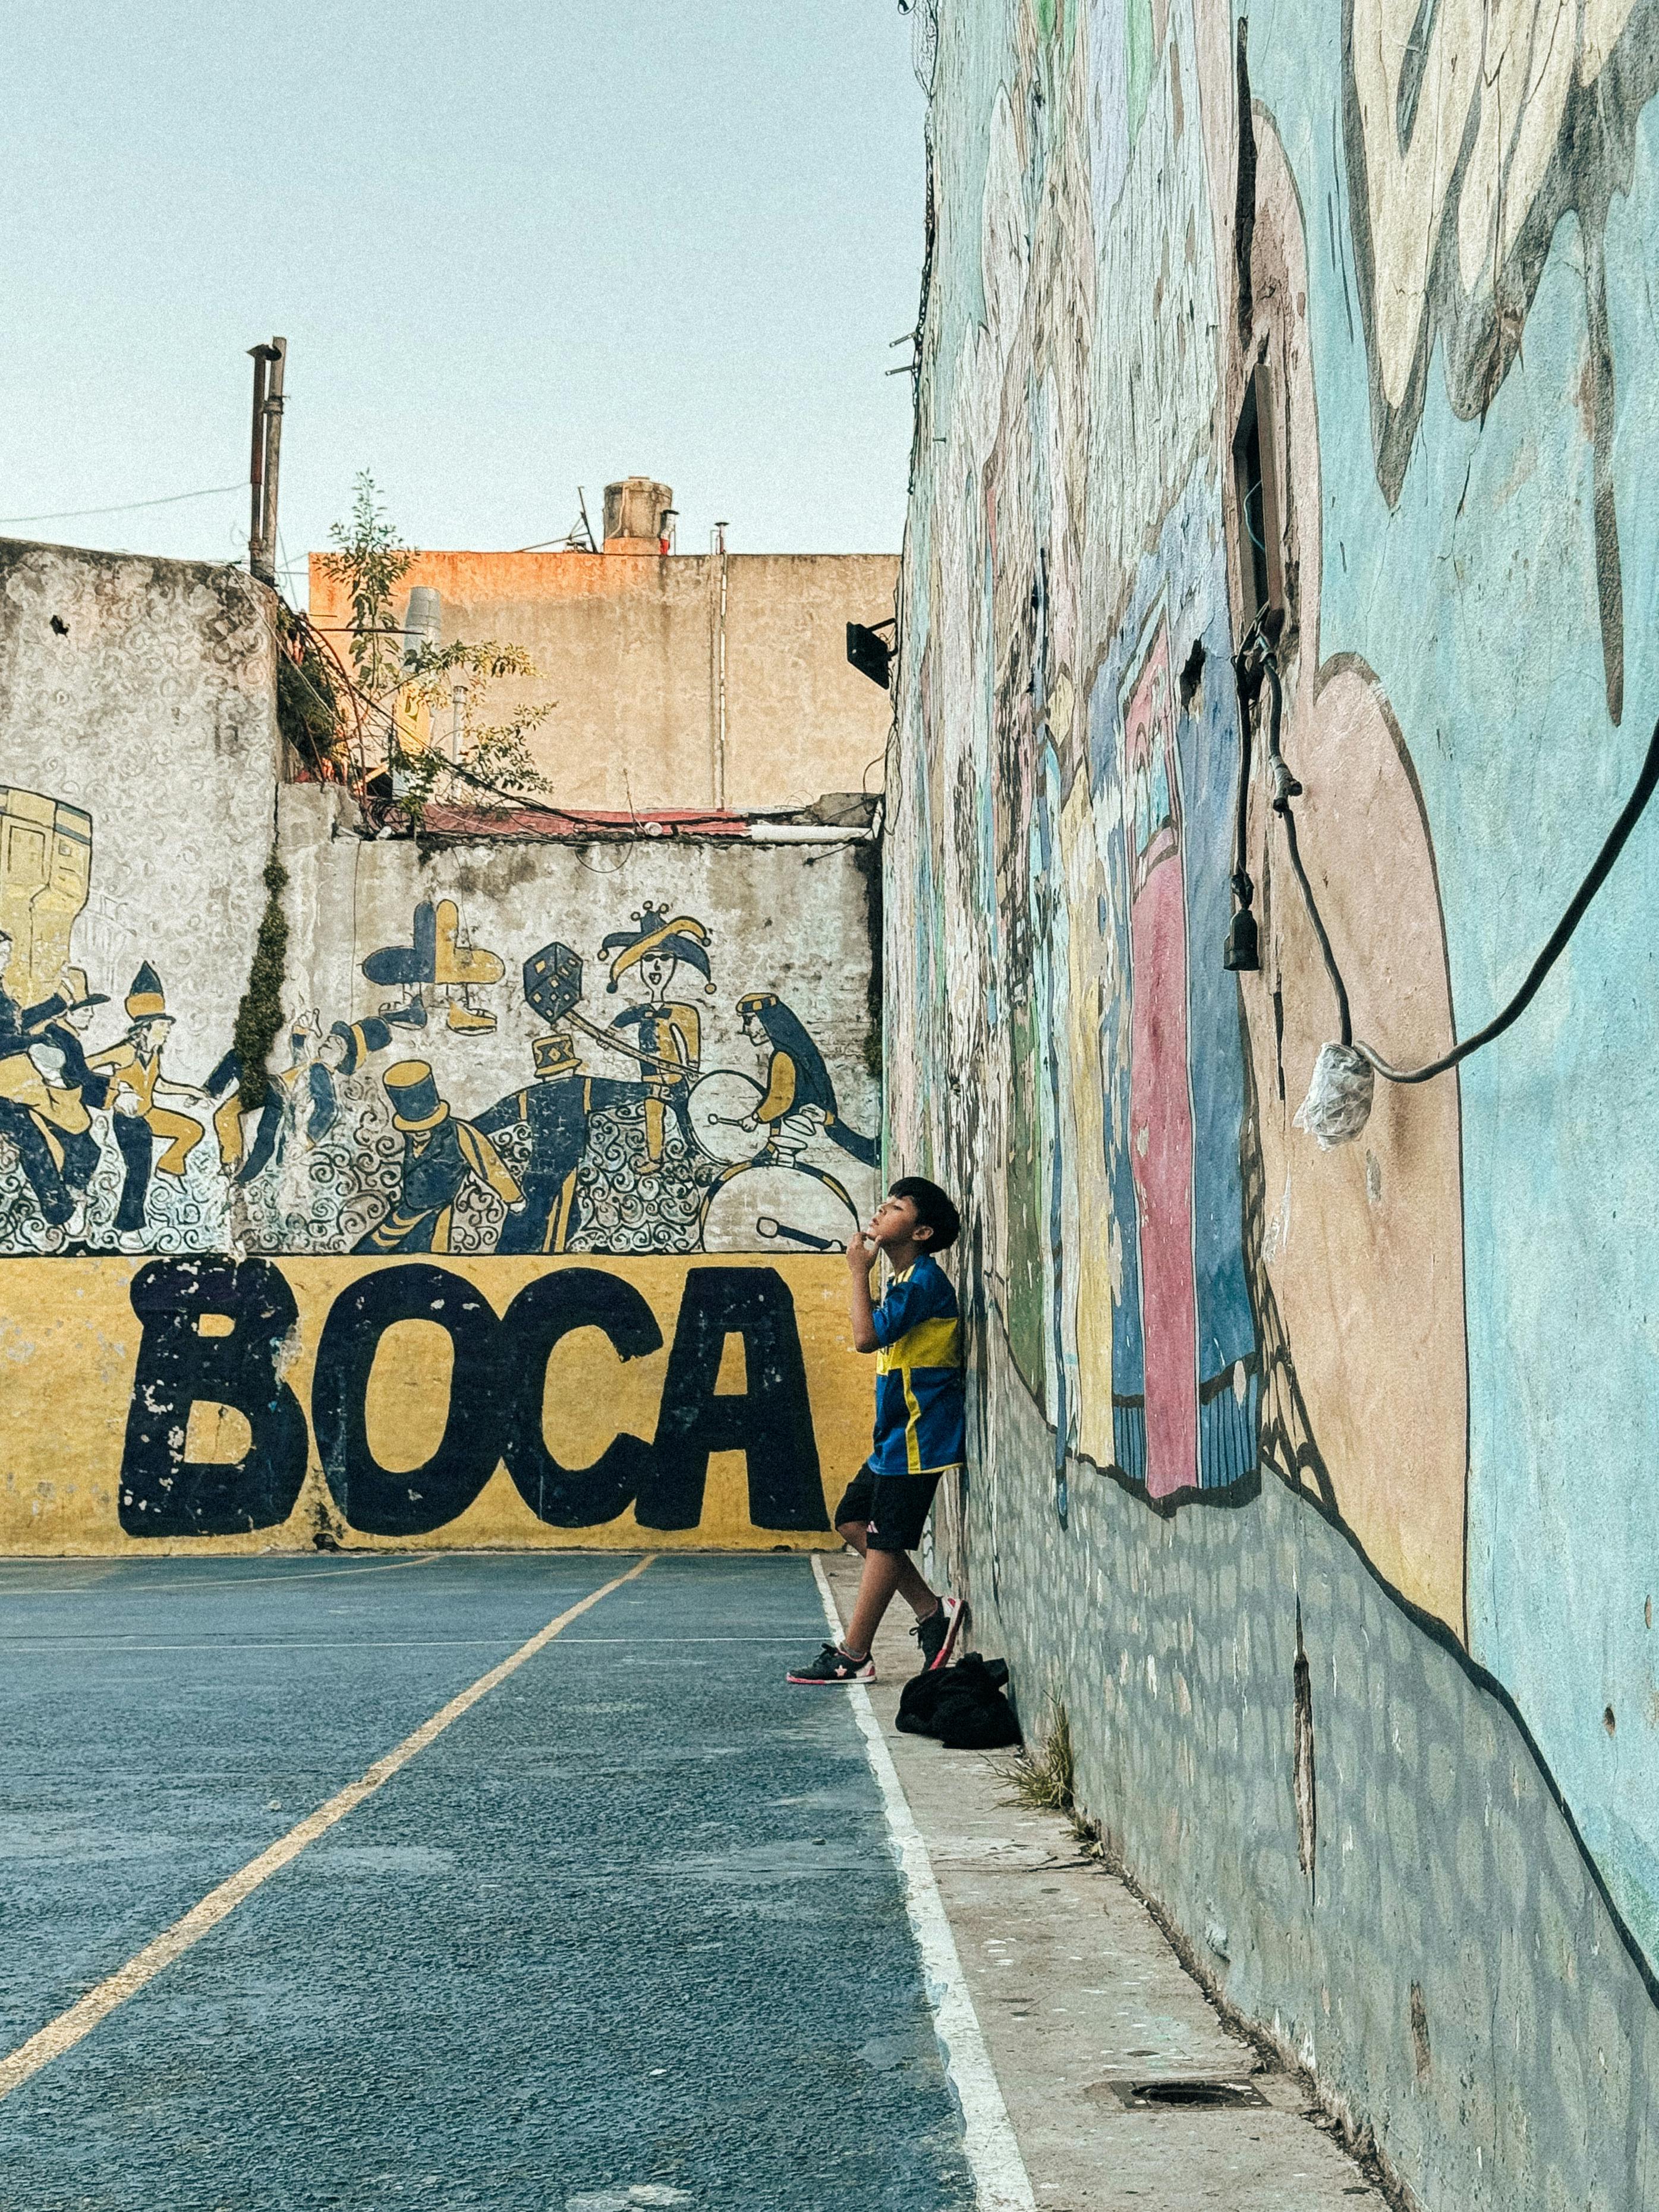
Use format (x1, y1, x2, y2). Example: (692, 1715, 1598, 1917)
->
(256, 338, 288, 588)
(247, 344, 272, 580)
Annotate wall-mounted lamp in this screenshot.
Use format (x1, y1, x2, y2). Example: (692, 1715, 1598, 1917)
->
(1223, 895, 1260, 971)
(846, 618, 896, 690)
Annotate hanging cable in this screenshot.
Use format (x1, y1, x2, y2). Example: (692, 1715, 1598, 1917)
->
(1355, 712, 1659, 1082)
(0, 482, 244, 526)
(1238, 638, 1659, 1087)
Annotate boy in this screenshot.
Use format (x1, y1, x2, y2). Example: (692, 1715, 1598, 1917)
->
(786, 1176, 968, 1684)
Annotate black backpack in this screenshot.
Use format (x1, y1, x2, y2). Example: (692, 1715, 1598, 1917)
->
(896, 1652, 1022, 1750)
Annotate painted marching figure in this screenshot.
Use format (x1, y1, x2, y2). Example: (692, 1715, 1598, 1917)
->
(205, 1002, 423, 1184)
(33, 968, 111, 1102)
(473, 1027, 650, 1254)
(601, 906, 714, 1172)
(352, 1058, 522, 1254)
(89, 965, 210, 1251)
(204, 1011, 323, 1183)
(736, 992, 880, 1167)
(0, 965, 111, 1242)
(0, 932, 74, 1059)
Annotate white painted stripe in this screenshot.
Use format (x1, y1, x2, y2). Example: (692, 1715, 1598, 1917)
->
(810, 1553, 1035, 2212)
(0, 1633, 802, 1654)
(0, 1553, 656, 2104)
(0, 1556, 442, 1598)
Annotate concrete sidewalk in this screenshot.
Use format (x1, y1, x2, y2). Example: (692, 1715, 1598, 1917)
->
(822, 1550, 1385, 2211)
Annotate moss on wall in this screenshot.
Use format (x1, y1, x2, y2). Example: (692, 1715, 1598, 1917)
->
(231, 851, 289, 1111)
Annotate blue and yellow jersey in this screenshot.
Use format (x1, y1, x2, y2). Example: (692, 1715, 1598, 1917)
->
(869, 1254, 966, 1477)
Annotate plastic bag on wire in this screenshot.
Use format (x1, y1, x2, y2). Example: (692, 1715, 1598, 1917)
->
(1293, 1043, 1375, 1148)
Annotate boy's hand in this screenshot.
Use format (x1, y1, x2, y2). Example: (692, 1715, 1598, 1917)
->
(846, 1229, 878, 1275)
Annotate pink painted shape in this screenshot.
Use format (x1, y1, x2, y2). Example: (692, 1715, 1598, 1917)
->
(1125, 635, 1199, 1500)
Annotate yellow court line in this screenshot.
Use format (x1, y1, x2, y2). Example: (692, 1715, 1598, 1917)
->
(0, 1553, 656, 2104)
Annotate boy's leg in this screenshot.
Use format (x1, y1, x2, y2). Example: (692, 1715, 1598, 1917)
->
(840, 1546, 933, 1659)
(837, 1472, 946, 1659)
(787, 1470, 946, 1682)
(838, 1516, 939, 1624)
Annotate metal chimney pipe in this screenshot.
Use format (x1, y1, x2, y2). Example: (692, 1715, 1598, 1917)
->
(247, 344, 273, 580)
(256, 338, 288, 587)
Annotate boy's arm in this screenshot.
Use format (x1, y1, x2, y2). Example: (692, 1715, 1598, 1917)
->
(845, 1232, 880, 1353)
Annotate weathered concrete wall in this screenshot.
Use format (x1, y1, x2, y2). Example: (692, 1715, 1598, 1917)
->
(0, 539, 278, 1106)
(0, 540, 880, 1557)
(306, 549, 899, 812)
(890, 0, 1659, 2202)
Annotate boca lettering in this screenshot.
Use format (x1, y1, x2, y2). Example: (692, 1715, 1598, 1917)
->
(499, 1270, 662, 1528)
(117, 1260, 832, 1539)
(311, 1264, 506, 1537)
(119, 1258, 308, 1538)
(649, 1267, 826, 1531)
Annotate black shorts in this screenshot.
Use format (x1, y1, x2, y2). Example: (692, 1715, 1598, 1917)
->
(833, 1464, 942, 1554)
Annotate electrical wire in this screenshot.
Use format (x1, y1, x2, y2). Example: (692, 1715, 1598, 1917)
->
(1355, 713, 1659, 1082)
(0, 482, 244, 526)
(1242, 639, 1659, 1085)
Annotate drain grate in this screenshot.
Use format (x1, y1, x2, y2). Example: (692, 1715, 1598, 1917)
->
(1090, 2075, 1268, 2111)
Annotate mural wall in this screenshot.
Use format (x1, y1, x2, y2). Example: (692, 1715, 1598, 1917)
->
(891, 0, 1659, 2202)
(0, 541, 879, 1555)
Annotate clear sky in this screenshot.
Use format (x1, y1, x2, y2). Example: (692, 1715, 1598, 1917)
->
(0, 3, 926, 593)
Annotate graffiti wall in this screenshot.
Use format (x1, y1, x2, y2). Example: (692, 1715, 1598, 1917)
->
(0, 1255, 862, 1555)
(892, 0, 1659, 2201)
(0, 540, 879, 1555)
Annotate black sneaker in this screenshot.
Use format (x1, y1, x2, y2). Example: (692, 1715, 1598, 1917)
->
(786, 1642, 876, 1685)
(914, 1594, 967, 1673)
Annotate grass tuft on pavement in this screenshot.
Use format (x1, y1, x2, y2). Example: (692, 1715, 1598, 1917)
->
(994, 1694, 1101, 1848)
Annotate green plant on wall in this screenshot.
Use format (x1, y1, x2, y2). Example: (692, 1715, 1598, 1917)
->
(319, 472, 554, 818)
(231, 849, 289, 1112)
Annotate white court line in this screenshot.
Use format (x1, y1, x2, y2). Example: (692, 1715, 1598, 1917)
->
(0, 1553, 656, 2104)
(0, 1556, 442, 1598)
(811, 1555, 1035, 2212)
(0, 1634, 797, 1653)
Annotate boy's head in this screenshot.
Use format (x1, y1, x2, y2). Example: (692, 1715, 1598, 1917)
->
(871, 1175, 961, 1256)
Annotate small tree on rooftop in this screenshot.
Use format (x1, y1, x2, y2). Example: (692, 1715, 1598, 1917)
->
(319, 471, 553, 816)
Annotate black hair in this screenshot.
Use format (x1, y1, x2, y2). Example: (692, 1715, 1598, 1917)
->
(749, 998, 839, 1118)
(888, 1175, 961, 1253)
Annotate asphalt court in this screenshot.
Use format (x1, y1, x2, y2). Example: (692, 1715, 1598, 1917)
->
(0, 1552, 977, 2211)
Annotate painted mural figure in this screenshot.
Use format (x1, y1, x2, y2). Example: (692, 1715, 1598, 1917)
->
(0, 930, 68, 1059)
(472, 1027, 650, 1254)
(206, 1012, 308, 1182)
(20, 1039, 102, 1239)
(33, 968, 111, 1102)
(736, 992, 879, 1168)
(361, 896, 505, 1037)
(88, 966, 210, 1252)
(351, 1058, 522, 1254)
(0, 962, 111, 1241)
(601, 905, 713, 1171)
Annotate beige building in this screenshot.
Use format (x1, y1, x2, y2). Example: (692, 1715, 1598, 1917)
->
(307, 477, 898, 813)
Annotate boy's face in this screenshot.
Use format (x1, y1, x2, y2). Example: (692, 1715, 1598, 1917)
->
(867, 1191, 928, 1251)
